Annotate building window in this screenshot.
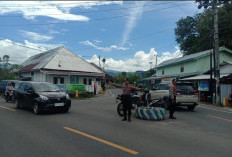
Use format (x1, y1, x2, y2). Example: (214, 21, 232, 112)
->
(83, 78, 87, 85)
(89, 79, 92, 85)
(53, 77, 58, 84)
(181, 66, 184, 72)
(162, 70, 164, 75)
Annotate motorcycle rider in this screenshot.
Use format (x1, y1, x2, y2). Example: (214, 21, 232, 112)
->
(5, 82, 14, 100)
(110, 79, 142, 122)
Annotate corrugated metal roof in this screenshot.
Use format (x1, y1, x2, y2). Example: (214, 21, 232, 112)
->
(157, 47, 231, 68)
(20, 46, 103, 74)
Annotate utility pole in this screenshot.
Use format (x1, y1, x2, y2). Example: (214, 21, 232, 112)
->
(98, 55, 101, 69)
(102, 58, 106, 85)
(155, 54, 158, 74)
(149, 62, 153, 70)
(196, 0, 230, 105)
(213, 0, 221, 105)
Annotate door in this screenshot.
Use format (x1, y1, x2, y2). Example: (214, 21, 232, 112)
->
(24, 83, 34, 108)
(17, 82, 27, 107)
(150, 83, 170, 99)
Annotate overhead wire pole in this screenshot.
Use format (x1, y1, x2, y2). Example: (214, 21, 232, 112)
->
(196, 0, 228, 105)
(213, 0, 221, 105)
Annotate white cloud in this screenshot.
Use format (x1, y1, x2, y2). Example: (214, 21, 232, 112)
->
(0, 39, 61, 64)
(0, 1, 122, 21)
(21, 31, 53, 41)
(88, 47, 182, 72)
(121, 2, 145, 45)
(79, 40, 128, 52)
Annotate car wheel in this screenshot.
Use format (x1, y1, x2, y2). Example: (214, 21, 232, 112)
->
(187, 105, 196, 111)
(135, 107, 166, 120)
(117, 102, 124, 117)
(33, 103, 40, 114)
(14, 99, 20, 109)
(64, 107, 70, 113)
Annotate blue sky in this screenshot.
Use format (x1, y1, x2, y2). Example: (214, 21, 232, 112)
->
(0, 1, 203, 72)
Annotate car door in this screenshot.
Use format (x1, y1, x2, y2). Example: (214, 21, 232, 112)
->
(17, 82, 27, 107)
(24, 83, 34, 108)
(150, 84, 162, 99)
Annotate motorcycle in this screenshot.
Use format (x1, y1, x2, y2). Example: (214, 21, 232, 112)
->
(116, 88, 151, 117)
(4, 89, 15, 102)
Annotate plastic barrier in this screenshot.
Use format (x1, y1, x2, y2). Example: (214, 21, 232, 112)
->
(135, 107, 166, 120)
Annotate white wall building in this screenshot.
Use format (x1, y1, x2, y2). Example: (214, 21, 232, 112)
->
(19, 46, 104, 92)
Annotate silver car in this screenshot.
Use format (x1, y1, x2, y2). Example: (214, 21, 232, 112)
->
(150, 81, 198, 111)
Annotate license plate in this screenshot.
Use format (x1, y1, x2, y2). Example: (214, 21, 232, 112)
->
(55, 103, 64, 106)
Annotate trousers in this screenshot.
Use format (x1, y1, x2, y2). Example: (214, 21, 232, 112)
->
(122, 95, 132, 119)
(169, 96, 176, 117)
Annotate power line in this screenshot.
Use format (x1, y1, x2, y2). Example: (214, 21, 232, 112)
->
(0, 3, 193, 27)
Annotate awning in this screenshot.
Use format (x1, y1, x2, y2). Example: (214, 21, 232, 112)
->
(180, 74, 229, 81)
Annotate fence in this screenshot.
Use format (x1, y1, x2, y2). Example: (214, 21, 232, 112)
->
(221, 84, 232, 103)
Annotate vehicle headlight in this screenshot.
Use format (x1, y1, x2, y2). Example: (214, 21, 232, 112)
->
(40, 95, 48, 101)
(66, 94, 70, 99)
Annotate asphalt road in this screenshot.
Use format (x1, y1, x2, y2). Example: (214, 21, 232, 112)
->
(0, 89, 232, 157)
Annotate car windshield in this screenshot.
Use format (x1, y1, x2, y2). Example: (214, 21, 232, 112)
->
(33, 83, 61, 92)
(177, 84, 194, 91)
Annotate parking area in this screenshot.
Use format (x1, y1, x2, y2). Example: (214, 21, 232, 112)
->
(0, 89, 232, 157)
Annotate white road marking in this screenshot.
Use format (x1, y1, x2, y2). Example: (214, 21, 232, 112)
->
(109, 90, 115, 98)
(197, 106, 232, 114)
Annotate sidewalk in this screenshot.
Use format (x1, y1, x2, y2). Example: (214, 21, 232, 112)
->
(199, 102, 232, 113)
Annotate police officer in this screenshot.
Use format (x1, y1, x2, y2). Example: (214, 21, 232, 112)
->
(169, 79, 177, 119)
(110, 78, 139, 122)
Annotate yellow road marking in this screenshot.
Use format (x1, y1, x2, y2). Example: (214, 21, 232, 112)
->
(207, 115, 232, 122)
(63, 127, 138, 155)
(0, 105, 16, 111)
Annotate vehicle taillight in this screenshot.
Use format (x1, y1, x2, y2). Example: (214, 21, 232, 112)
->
(177, 92, 181, 95)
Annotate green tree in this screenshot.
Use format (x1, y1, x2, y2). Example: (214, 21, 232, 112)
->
(175, 3, 232, 55)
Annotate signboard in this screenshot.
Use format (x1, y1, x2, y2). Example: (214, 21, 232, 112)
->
(198, 81, 209, 91)
(151, 79, 155, 84)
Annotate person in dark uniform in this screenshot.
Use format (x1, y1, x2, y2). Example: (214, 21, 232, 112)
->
(110, 78, 140, 122)
(169, 79, 177, 119)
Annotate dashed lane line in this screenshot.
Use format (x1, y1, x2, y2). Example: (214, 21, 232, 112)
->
(206, 115, 232, 123)
(0, 105, 16, 111)
(63, 127, 138, 155)
(198, 106, 232, 114)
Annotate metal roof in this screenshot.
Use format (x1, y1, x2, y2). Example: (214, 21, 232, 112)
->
(157, 47, 232, 68)
(20, 46, 103, 74)
(180, 74, 229, 81)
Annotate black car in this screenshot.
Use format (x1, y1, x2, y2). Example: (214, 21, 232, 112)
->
(14, 81, 71, 114)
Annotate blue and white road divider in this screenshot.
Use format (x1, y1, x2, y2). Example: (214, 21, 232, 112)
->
(135, 107, 166, 120)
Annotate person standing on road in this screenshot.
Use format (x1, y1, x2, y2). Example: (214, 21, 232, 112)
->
(110, 78, 137, 122)
(169, 79, 177, 119)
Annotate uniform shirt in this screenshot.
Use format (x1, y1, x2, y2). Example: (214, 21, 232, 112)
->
(169, 84, 177, 99)
(111, 83, 133, 95)
(122, 84, 132, 95)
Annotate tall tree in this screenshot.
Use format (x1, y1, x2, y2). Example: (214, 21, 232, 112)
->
(175, 2, 232, 55)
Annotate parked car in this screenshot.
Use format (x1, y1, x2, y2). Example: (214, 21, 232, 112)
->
(0, 80, 17, 94)
(14, 81, 71, 114)
(150, 81, 198, 111)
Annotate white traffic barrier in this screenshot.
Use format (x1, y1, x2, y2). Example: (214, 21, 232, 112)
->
(135, 107, 166, 120)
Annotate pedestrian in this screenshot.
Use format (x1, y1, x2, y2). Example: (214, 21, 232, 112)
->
(110, 78, 140, 122)
(94, 82, 97, 95)
(169, 79, 177, 119)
